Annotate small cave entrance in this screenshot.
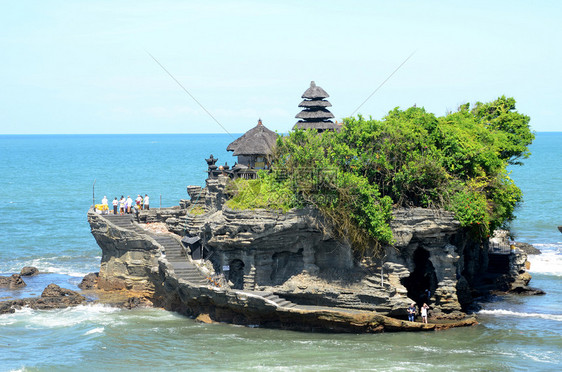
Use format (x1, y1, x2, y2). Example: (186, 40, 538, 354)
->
(402, 247, 438, 306)
(270, 249, 304, 285)
(228, 259, 245, 289)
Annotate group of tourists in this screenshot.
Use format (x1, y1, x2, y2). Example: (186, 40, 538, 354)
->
(100, 194, 149, 215)
(407, 302, 430, 323)
(407, 288, 431, 323)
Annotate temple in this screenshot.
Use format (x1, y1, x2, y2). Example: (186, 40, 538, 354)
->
(293, 81, 339, 132)
(207, 119, 278, 179)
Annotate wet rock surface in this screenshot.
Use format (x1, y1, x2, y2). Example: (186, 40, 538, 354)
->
(0, 284, 86, 315)
(78, 272, 99, 290)
(514, 242, 541, 255)
(0, 274, 27, 289)
(20, 266, 39, 276)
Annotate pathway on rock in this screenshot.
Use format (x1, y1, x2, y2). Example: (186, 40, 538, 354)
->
(104, 214, 209, 286)
(103, 214, 330, 311)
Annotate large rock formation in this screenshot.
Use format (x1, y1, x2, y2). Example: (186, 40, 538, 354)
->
(87, 174, 535, 331)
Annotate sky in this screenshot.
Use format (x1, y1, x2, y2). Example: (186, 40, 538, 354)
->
(0, 0, 560, 134)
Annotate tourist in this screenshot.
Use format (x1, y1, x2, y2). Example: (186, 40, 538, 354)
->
(126, 195, 133, 214)
(119, 195, 125, 215)
(144, 194, 149, 210)
(407, 303, 416, 322)
(112, 197, 118, 215)
(136, 194, 142, 210)
(421, 303, 429, 324)
(101, 196, 108, 215)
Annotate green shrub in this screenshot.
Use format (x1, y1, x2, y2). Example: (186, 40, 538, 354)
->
(225, 96, 533, 254)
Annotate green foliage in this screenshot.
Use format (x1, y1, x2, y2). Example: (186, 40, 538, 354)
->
(188, 206, 206, 215)
(226, 96, 533, 255)
(226, 171, 295, 212)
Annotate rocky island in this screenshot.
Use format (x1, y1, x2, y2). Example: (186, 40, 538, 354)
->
(85, 84, 540, 332)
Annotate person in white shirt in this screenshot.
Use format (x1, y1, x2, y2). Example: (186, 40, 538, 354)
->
(101, 196, 108, 215)
(136, 194, 142, 210)
(144, 194, 149, 210)
(119, 196, 125, 215)
(112, 197, 118, 215)
(421, 303, 429, 324)
(126, 196, 133, 214)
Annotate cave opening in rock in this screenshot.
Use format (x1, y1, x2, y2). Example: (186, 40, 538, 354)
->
(270, 249, 304, 285)
(402, 247, 438, 306)
(228, 259, 245, 289)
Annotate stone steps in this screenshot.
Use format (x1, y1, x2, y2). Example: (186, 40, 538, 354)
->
(261, 292, 298, 308)
(101, 213, 210, 287)
(104, 214, 134, 229)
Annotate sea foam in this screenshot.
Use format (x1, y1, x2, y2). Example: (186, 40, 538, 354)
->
(478, 309, 562, 322)
(527, 244, 562, 277)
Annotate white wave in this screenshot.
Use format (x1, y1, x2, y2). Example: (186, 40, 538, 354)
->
(478, 309, 562, 322)
(527, 246, 562, 276)
(84, 327, 105, 335)
(12, 257, 95, 277)
(35, 265, 90, 278)
(18, 304, 122, 328)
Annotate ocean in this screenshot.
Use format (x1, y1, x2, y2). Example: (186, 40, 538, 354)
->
(0, 133, 560, 371)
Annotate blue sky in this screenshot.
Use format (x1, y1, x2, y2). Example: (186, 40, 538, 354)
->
(1, 0, 560, 134)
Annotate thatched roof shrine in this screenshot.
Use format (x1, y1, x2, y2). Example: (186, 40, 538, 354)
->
(295, 108, 335, 120)
(298, 99, 332, 108)
(301, 81, 330, 99)
(227, 119, 277, 156)
(293, 81, 337, 131)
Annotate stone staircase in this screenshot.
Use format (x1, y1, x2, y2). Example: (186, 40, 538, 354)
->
(242, 291, 298, 308)
(104, 214, 209, 286)
(243, 266, 256, 291)
(151, 234, 209, 286)
(104, 214, 135, 229)
(101, 213, 302, 308)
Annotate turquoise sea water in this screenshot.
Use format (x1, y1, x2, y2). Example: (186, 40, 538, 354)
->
(0, 133, 561, 371)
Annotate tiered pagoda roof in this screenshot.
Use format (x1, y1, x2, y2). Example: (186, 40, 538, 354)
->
(293, 81, 338, 131)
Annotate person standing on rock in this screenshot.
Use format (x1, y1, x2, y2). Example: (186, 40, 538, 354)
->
(126, 195, 133, 214)
(101, 196, 108, 215)
(119, 195, 125, 215)
(144, 194, 149, 210)
(421, 303, 429, 324)
(407, 303, 416, 322)
(112, 197, 118, 215)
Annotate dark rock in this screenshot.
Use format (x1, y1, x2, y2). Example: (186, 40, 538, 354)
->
(0, 283, 86, 314)
(514, 242, 541, 255)
(20, 266, 39, 276)
(125, 296, 141, 309)
(509, 286, 545, 295)
(78, 272, 99, 290)
(0, 274, 27, 289)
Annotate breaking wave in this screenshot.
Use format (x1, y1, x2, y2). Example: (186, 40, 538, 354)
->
(478, 309, 562, 322)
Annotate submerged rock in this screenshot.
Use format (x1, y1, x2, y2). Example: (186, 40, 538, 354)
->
(20, 266, 39, 276)
(0, 274, 27, 289)
(78, 272, 99, 290)
(0, 284, 86, 315)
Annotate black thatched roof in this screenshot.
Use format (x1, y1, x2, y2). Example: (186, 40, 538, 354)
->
(293, 121, 339, 131)
(302, 81, 329, 99)
(295, 108, 335, 120)
(298, 99, 332, 108)
(227, 119, 278, 156)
